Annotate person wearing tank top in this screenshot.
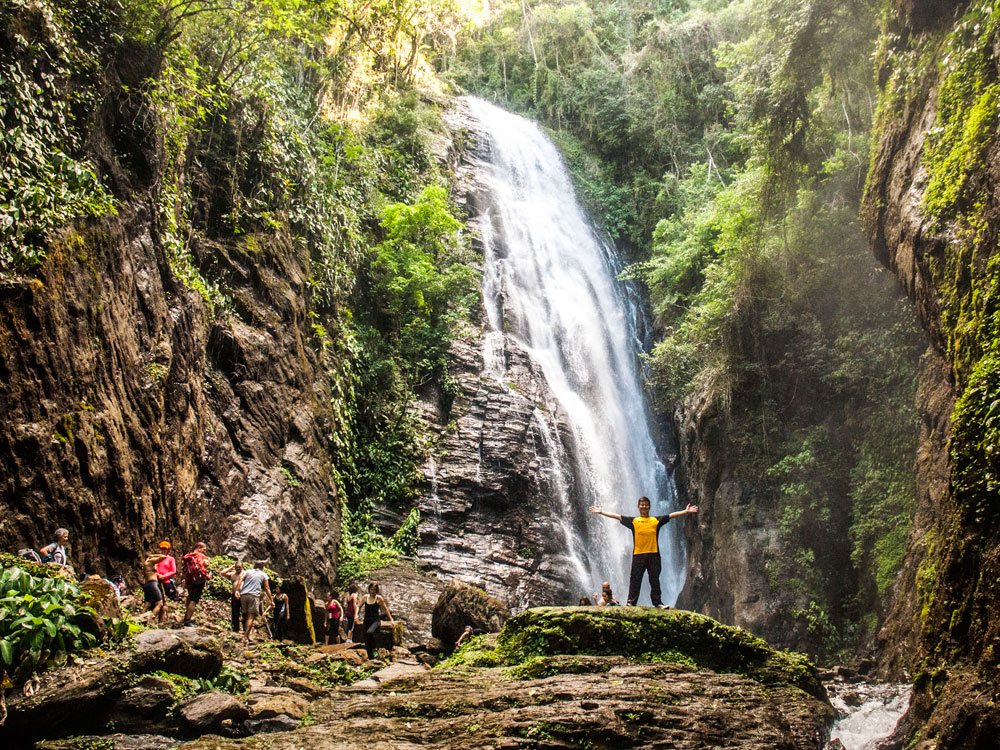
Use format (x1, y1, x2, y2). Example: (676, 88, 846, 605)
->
(343, 583, 358, 643)
(362, 581, 394, 660)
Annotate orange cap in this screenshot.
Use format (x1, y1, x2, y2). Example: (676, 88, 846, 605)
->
(159, 541, 171, 549)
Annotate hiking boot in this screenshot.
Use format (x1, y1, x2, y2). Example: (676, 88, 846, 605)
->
(656, 604, 672, 610)
(182, 620, 194, 627)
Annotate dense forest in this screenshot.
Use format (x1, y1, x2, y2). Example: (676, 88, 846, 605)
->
(3, 0, 1000, 747)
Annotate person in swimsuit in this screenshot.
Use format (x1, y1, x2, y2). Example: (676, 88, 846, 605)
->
(342, 583, 358, 643)
(142, 547, 168, 625)
(362, 582, 393, 660)
(590, 496, 698, 607)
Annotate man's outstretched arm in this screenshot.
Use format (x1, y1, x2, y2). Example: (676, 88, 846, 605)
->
(589, 506, 622, 520)
(667, 504, 699, 519)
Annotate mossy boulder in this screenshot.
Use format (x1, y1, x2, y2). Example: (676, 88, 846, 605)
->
(431, 579, 510, 649)
(492, 606, 824, 698)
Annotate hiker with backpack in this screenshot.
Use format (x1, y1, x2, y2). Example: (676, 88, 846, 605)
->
(181, 542, 211, 627)
(39, 528, 70, 565)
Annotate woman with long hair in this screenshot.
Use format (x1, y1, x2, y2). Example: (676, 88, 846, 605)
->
(362, 582, 394, 660)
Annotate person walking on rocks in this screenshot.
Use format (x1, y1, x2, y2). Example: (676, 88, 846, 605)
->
(272, 581, 290, 641)
(342, 583, 358, 643)
(362, 582, 394, 660)
(238, 560, 273, 645)
(589, 497, 698, 608)
(181, 542, 210, 627)
(324, 591, 343, 646)
(142, 546, 168, 626)
(156, 541, 178, 601)
(219, 560, 244, 632)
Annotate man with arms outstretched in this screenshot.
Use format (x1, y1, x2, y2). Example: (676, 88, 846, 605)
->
(590, 496, 698, 607)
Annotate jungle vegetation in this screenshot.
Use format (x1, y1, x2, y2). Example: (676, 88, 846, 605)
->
(448, 0, 926, 659)
(1, 0, 929, 659)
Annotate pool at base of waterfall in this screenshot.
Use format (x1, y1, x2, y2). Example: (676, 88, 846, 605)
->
(826, 679, 911, 749)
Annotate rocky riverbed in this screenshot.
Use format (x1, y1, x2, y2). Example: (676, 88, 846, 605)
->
(13, 607, 835, 750)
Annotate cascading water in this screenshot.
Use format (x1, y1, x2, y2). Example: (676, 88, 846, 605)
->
(466, 96, 683, 603)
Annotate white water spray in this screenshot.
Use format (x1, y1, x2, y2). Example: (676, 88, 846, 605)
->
(466, 97, 684, 603)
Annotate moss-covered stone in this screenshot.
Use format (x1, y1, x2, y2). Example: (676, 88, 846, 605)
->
(459, 607, 825, 698)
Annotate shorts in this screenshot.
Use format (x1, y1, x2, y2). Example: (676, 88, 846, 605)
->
(186, 581, 205, 603)
(143, 580, 163, 604)
(240, 593, 260, 616)
(326, 618, 340, 636)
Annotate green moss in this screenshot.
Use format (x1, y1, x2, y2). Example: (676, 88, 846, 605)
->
(456, 607, 825, 699)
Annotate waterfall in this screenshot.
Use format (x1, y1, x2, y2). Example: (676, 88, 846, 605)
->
(465, 96, 684, 604)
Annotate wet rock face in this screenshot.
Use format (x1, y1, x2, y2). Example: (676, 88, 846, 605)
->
(409, 103, 592, 610)
(672, 390, 805, 652)
(0, 208, 339, 585)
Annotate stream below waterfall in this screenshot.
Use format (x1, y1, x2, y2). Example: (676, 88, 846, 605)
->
(826, 680, 911, 749)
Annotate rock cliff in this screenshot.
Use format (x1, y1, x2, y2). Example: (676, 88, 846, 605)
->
(861, 0, 1000, 744)
(0, 17, 339, 584)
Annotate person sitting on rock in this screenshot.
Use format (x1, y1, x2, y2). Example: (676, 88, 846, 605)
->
(455, 624, 485, 649)
(324, 591, 343, 646)
(142, 546, 168, 626)
(238, 560, 273, 645)
(593, 581, 619, 607)
(272, 581, 290, 641)
(590, 497, 698, 608)
(155, 541, 178, 600)
(362, 582, 394, 660)
(39, 528, 70, 565)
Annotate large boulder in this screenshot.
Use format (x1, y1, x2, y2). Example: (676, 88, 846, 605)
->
(431, 580, 510, 650)
(177, 690, 250, 734)
(106, 675, 176, 733)
(130, 628, 223, 677)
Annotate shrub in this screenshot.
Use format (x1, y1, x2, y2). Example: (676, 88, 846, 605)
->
(0, 565, 97, 683)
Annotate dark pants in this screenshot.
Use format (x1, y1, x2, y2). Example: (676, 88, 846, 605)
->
(273, 615, 287, 640)
(364, 618, 381, 659)
(230, 595, 241, 632)
(627, 552, 662, 606)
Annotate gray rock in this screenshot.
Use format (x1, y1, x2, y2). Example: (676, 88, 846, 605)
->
(178, 691, 250, 733)
(131, 628, 222, 677)
(431, 579, 511, 649)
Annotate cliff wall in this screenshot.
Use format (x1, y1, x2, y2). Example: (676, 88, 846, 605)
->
(861, 0, 1000, 744)
(0, 8, 340, 584)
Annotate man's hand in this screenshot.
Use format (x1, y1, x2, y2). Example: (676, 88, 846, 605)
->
(685, 504, 699, 514)
(589, 505, 602, 514)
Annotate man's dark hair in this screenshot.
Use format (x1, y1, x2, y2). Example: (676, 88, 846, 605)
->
(637, 496, 651, 505)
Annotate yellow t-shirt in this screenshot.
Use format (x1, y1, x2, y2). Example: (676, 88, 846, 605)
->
(620, 515, 670, 555)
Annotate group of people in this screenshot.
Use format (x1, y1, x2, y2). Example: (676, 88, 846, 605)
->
(142, 540, 214, 628)
(216, 559, 288, 645)
(321, 582, 394, 660)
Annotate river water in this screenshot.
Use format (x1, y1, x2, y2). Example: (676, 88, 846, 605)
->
(827, 680, 911, 749)
(464, 97, 683, 603)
